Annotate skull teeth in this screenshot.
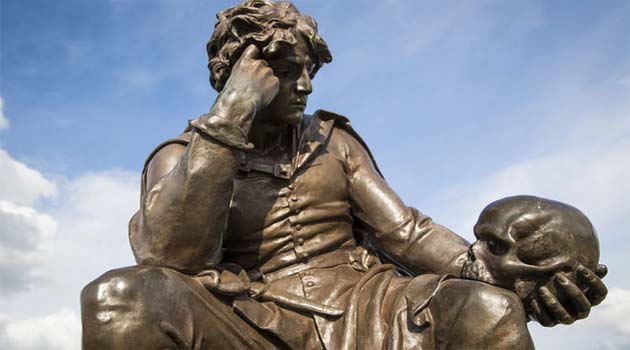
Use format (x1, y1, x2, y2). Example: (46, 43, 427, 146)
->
(462, 259, 497, 285)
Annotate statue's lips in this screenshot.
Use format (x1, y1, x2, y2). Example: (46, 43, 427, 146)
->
(289, 103, 306, 110)
(289, 100, 306, 110)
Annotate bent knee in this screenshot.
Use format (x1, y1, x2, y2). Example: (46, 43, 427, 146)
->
(430, 279, 532, 349)
(81, 266, 174, 319)
(81, 266, 194, 349)
(444, 279, 521, 309)
(433, 279, 525, 324)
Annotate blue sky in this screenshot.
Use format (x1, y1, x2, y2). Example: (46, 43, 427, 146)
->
(1, 0, 629, 348)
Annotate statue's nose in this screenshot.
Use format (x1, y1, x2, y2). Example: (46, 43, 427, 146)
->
(295, 67, 312, 95)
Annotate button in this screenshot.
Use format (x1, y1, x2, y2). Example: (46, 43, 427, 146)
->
(288, 184, 296, 190)
(295, 224, 302, 231)
(291, 196, 299, 202)
(297, 238, 305, 245)
(306, 281, 315, 287)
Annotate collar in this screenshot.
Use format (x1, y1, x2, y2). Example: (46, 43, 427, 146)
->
(292, 110, 336, 172)
(239, 110, 339, 179)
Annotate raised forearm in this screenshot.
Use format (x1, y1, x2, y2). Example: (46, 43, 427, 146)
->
(130, 45, 280, 273)
(132, 95, 256, 272)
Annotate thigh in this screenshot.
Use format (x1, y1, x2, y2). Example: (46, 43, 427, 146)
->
(81, 265, 284, 350)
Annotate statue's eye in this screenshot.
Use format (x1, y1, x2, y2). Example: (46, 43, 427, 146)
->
(274, 67, 292, 78)
(487, 239, 508, 256)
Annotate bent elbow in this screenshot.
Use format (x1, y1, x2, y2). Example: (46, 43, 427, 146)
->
(132, 241, 222, 275)
(129, 214, 223, 274)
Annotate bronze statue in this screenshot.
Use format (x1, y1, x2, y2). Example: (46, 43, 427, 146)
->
(81, 1, 608, 349)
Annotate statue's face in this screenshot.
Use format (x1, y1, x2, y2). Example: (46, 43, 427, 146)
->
(461, 203, 579, 299)
(258, 36, 315, 125)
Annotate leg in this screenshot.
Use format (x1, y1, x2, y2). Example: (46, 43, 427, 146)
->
(429, 279, 534, 349)
(81, 265, 283, 350)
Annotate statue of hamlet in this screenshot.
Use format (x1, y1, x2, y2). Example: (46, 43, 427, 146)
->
(81, 1, 608, 349)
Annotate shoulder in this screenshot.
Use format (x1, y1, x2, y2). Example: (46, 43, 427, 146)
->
(145, 130, 191, 166)
(143, 130, 192, 192)
(313, 110, 383, 177)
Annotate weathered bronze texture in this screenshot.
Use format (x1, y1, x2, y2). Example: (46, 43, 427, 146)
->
(81, 1, 608, 349)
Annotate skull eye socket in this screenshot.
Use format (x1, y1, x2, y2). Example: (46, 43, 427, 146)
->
(486, 239, 508, 256)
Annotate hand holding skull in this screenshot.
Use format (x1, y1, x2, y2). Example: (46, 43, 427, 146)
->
(461, 195, 608, 327)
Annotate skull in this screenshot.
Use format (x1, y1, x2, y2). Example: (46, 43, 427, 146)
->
(461, 195, 599, 301)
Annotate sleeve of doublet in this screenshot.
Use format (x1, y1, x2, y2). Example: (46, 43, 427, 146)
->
(335, 127, 470, 276)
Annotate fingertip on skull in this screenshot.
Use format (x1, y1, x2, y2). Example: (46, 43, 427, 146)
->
(555, 273, 569, 285)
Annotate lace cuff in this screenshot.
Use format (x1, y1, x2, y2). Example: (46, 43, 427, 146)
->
(189, 114, 254, 151)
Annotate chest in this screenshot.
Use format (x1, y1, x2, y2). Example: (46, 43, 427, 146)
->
(227, 148, 349, 235)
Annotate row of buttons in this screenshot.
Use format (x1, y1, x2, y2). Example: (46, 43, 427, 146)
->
(286, 183, 306, 249)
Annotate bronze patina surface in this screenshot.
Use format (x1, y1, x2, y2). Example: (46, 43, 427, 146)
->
(81, 1, 608, 349)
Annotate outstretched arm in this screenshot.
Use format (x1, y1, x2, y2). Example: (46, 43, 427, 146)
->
(339, 127, 607, 326)
(334, 128, 469, 276)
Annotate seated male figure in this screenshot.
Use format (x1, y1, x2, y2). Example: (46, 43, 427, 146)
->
(80, 2, 608, 349)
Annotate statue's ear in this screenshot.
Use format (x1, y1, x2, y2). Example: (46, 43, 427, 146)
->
(514, 279, 537, 299)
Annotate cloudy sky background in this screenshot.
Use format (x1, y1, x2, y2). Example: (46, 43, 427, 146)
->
(1, 0, 628, 348)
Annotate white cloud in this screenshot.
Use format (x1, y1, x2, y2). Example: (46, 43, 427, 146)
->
(0, 309, 80, 350)
(0, 169, 138, 348)
(0, 200, 57, 296)
(436, 147, 630, 239)
(0, 147, 58, 207)
(529, 288, 630, 350)
(432, 104, 630, 241)
(0, 169, 139, 307)
(48, 170, 139, 278)
(0, 144, 138, 348)
(598, 288, 630, 334)
(0, 146, 60, 296)
(0, 97, 9, 129)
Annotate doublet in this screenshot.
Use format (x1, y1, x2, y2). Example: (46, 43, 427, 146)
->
(129, 110, 468, 349)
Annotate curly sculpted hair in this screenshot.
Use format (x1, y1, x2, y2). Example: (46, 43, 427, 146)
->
(206, 0, 332, 92)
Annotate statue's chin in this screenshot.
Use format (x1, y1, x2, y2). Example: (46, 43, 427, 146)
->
(461, 258, 497, 286)
(285, 111, 303, 125)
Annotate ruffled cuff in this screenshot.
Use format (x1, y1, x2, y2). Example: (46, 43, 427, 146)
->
(190, 114, 254, 151)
